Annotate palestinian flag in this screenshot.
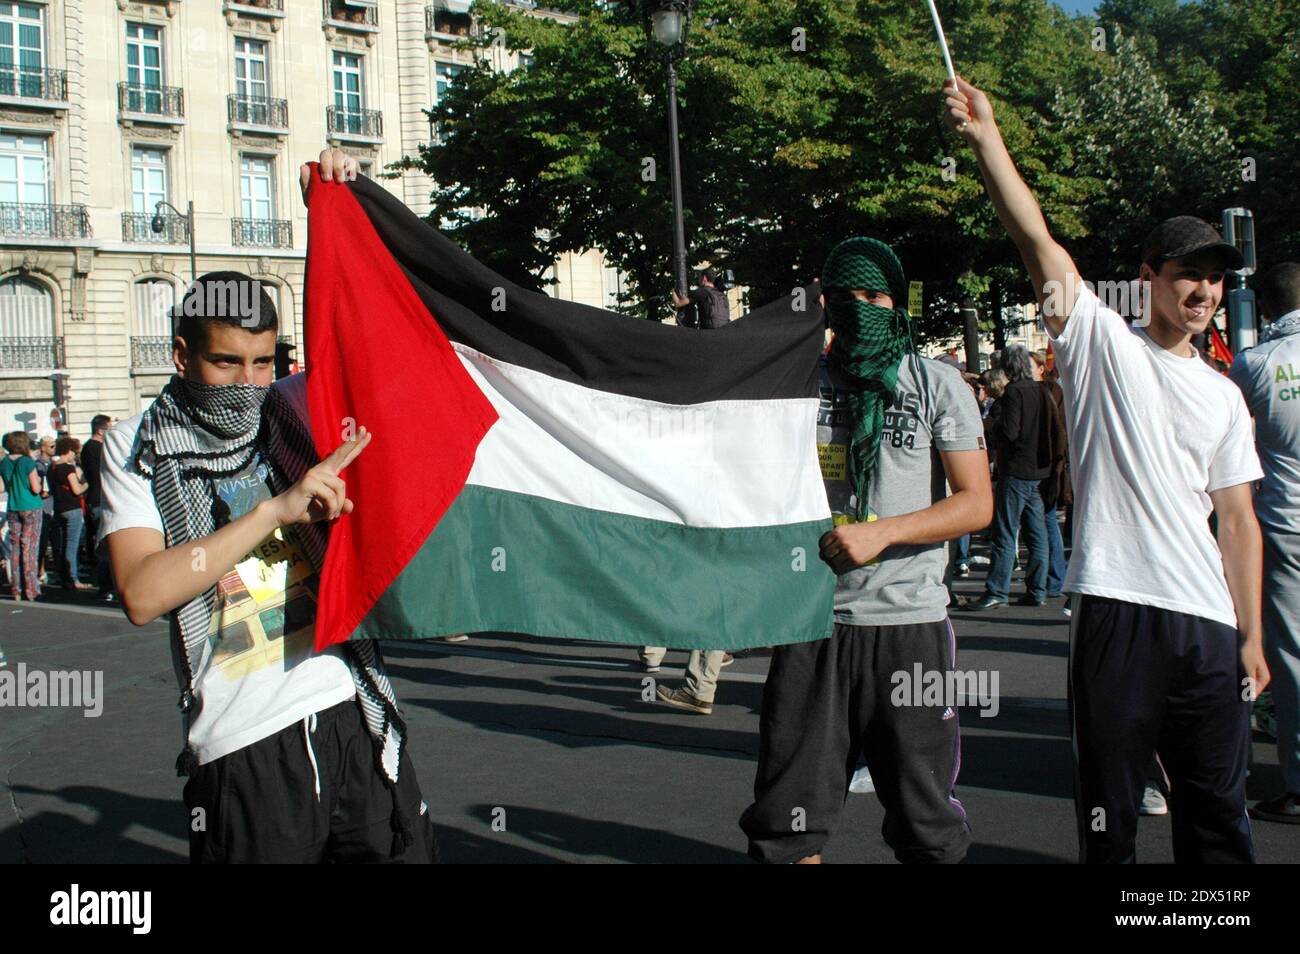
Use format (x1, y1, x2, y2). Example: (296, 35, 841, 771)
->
(303, 166, 835, 652)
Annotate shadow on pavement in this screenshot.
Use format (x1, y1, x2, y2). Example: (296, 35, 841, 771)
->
(439, 804, 748, 863)
(2, 784, 185, 864)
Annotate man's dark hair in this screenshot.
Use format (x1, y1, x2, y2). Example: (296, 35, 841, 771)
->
(1257, 262, 1300, 321)
(54, 435, 79, 457)
(699, 268, 718, 286)
(90, 414, 110, 435)
(173, 271, 278, 352)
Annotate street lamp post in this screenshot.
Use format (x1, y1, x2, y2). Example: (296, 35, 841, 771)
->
(151, 199, 197, 285)
(645, 0, 692, 301)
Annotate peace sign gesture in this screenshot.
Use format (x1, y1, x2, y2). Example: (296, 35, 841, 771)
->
(269, 426, 373, 527)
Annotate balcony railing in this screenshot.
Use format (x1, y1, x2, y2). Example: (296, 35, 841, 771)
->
(0, 202, 91, 239)
(324, 0, 378, 29)
(0, 66, 68, 102)
(0, 336, 63, 370)
(232, 218, 292, 248)
(227, 93, 289, 130)
(118, 82, 185, 120)
(122, 211, 189, 244)
(326, 105, 383, 139)
(130, 336, 174, 369)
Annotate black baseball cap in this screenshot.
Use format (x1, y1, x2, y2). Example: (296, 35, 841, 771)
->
(1141, 216, 1243, 271)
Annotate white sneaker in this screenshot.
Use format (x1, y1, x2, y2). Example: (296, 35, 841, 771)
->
(848, 765, 875, 794)
(1139, 784, 1168, 816)
(970, 556, 990, 566)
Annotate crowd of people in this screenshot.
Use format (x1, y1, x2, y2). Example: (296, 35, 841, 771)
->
(0, 417, 116, 605)
(5, 69, 1298, 865)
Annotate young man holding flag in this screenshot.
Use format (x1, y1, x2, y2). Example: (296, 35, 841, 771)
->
(944, 77, 1269, 862)
(98, 151, 436, 863)
(740, 237, 992, 864)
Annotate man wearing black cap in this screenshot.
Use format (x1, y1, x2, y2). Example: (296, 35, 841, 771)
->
(944, 76, 1268, 863)
(671, 269, 731, 330)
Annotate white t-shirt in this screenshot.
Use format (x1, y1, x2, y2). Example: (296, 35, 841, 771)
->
(1049, 286, 1262, 628)
(99, 373, 355, 764)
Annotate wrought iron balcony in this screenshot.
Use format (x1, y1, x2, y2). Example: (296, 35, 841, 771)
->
(232, 218, 292, 248)
(0, 66, 68, 103)
(118, 82, 185, 120)
(130, 336, 175, 369)
(326, 105, 383, 140)
(122, 211, 189, 244)
(0, 336, 64, 370)
(227, 93, 289, 130)
(324, 0, 378, 30)
(0, 202, 91, 239)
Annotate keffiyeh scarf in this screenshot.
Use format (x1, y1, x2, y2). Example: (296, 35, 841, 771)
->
(132, 376, 409, 801)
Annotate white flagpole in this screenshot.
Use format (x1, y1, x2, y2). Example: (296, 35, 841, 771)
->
(925, 0, 958, 83)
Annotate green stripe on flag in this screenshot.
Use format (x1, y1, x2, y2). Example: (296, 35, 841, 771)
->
(350, 484, 836, 650)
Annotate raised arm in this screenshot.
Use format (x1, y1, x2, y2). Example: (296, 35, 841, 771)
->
(943, 76, 1081, 334)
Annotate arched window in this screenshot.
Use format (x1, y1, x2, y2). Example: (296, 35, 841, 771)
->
(134, 278, 175, 337)
(0, 276, 57, 369)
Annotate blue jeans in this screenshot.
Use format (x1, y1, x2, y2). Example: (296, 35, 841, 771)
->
(1044, 507, 1066, 597)
(953, 534, 971, 568)
(56, 508, 84, 586)
(986, 477, 1047, 601)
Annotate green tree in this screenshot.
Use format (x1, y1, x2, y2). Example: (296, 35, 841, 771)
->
(397, 1, 1104, 342)
(1050, 27, 1241, 281)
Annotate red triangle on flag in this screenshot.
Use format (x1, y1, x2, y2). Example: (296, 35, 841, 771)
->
(303, 164, 498, 650)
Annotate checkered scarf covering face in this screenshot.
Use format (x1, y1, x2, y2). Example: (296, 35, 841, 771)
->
(821, 237, 914, 514)
(133, 375, 408, 793)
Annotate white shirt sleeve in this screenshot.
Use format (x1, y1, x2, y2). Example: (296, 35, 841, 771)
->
(1047, 283, 1133, 376)
(1207, 387, 1265, 493)
(97, 418, 164, 545)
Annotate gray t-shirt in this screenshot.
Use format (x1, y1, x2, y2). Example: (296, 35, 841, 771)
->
(1228, 324, 1300, 533)
(818, 353, 985, 625)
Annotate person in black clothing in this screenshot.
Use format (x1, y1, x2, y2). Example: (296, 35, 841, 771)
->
(80, 414, 114, 600)
(671, 269, 731, 329)
(50, 435, 91, 590)
(970, 344, 1058, 609)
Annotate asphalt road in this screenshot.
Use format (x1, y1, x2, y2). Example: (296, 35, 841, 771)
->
(2, 571, 1297, 864)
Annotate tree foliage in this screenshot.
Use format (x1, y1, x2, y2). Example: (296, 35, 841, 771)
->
(398, 0, 1297, 342)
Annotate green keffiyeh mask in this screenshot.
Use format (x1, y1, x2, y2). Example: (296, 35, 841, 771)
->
(821, 236, 914, 515)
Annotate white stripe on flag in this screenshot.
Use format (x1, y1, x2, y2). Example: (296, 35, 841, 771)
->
(453, 342, 830, 528)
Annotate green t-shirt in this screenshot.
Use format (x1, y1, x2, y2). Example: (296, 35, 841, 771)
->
(0, 454, 42, 511)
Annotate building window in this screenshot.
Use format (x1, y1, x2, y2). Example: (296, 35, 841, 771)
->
(331, 50, 362, 115)
(0, 3, 44, 96)
(125, 22, 162, 88)
(239, 154, 274, 220)
(0, 131, 48, 204)
(134, 279, 174, 337)
(604, 265, 626, 310)
(131, 146, 168, 214)
(0, 275, 59, 371)
(234, 36, 268, 100)
(429, 0, 472, 38)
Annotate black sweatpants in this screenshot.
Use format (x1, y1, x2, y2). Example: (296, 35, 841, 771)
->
(740, 620, 970, 864)
(1069, 595, 1254, 864)
(183, 698, 438, 864)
